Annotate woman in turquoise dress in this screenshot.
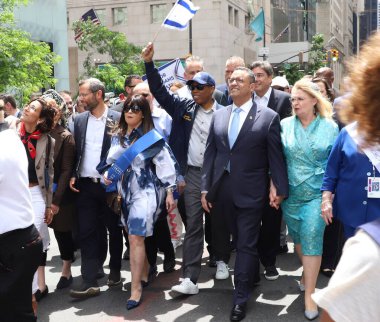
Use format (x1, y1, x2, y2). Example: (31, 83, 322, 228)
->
(281, 79, 338, 320)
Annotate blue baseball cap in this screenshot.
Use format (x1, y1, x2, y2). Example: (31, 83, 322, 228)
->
(186, 72, 216, 87)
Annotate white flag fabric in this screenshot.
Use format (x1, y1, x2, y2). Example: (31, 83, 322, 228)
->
(162, 0, 200, 30)
(142, 58, 186, 90)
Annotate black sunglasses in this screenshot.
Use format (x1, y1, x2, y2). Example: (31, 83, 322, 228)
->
(188, 84, 210, 91)
(124, 105, 142, 114)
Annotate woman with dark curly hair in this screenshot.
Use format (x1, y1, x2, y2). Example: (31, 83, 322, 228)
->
(18, 97, 56, 307)
(321, 32, 380, 238)
(100, 95, 178, 310)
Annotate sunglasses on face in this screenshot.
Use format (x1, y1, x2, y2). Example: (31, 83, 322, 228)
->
(124, 105, 142, 114)
(188, 84, 209, 91)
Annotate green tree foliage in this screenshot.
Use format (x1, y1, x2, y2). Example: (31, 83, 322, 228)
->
(0, 0, 61, 102)
(73, 20, 144, 94)
(280, 34, 327, 85)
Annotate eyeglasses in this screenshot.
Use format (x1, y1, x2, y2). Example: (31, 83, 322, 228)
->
(78, 92, 93, 98)
(289, 97, 306, 103)
(188, 84, 209, 91)
(253, 73, 266, 79)
(228, 77, 245, 84)
(124, 106, 142, 114)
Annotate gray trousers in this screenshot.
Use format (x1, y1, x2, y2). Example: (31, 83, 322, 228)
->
(183, 167, 205, 283)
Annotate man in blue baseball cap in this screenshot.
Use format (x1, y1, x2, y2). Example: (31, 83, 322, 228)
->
(142, 42, 226, 295)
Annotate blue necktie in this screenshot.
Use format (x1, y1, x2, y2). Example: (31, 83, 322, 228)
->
(228, 108, 241, 148)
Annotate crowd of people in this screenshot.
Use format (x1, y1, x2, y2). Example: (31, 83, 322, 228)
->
(1, 31, 380, 322)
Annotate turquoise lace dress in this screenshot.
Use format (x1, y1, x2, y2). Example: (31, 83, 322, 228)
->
(281, 115, 338, 255)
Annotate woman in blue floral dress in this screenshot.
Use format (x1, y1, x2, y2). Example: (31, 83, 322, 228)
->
(281, 80, 338, 320)
(102, 95, 178, 310)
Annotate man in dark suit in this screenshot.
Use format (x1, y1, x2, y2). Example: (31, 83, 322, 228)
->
(142, 42, 225, 295)
(201, 67, 288, 321)
(250, 61, 292, 281)
(69, 78, 123, 298)
(216, 56, 245, 106)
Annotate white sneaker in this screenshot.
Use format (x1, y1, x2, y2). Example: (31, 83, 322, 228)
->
(171, 239, 182, 249)
(171, 278, 199, 295)
(215, 261, 229, 280)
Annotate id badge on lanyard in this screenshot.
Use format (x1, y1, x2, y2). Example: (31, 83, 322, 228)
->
(368, 165, 380, 198)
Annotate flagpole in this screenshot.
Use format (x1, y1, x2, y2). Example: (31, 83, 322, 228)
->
(189, 19, 193, 54)
(262, 7, 266, 61)
(152, 0, 179, 43)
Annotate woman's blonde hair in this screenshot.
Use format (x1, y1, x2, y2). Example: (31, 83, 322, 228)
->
(341, 31, 380, 146)
(292, 79, 333, 119)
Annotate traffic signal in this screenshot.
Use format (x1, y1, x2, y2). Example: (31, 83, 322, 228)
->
(331, 49, 339, 61)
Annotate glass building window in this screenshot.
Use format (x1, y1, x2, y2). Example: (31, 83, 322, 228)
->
(234, 9, 239, 27)
(228, 6, 233, 25)
(151, 4, 167, 24)
(113, 7, 127, 25)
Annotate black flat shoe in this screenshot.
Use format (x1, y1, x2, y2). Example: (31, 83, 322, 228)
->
(34, 286, 49, 302)
(321, 268, 335, 278)
(56, 276, 73, 289)
(230, 303, 246, 321)
(126, 298, 141, 310)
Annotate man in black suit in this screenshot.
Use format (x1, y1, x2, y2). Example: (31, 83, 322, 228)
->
(201, 67, 288, 321)
(250, 61, 292, 281)
(69, 78, 123, 298)
(216, 56, 245, 106)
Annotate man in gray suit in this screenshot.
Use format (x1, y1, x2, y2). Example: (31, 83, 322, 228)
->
(201, 67, 288, 321)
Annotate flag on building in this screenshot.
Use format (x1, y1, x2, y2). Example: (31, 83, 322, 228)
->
(249, 8, 265, 42)
(162, 0, 200, 30)
(273, 23, 290, 42)
(74, 9, 100, 42)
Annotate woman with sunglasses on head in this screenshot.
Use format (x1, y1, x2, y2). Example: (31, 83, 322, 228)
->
(280, 79, 338, 320)
(99, 95, 178, 310)
(18, 96, 56, 312)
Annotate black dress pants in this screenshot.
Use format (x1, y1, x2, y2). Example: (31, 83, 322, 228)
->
(77, 178, 123, 285)
(210, 174, 263, 305)
(145, 211, 175, 267)
(0, 225, 43, 322)
(258, 203, 282, 268)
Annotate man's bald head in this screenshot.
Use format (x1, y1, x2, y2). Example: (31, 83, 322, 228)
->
(132, 82, 153, 109)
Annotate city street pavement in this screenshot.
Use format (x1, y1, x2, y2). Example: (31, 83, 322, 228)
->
(38, 234, 329, 322)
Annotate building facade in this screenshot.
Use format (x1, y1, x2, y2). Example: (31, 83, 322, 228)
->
(67, 0, 265, 90)
(14, 0, 70, 91)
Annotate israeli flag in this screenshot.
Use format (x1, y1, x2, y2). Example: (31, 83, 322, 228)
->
(162, 0, 200, 30)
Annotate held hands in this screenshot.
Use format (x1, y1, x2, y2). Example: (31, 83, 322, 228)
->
(141, 42, 154, 63)
(269, 180, 284, 210)
(201, 193, 212, 213)
(51, 203, 60, 215)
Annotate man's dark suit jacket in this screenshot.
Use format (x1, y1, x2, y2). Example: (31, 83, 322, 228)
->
(201, 102, 288, 208)
(145, 61, 223, 176)
(266, 88, 292, 120)
(216, 83, 230, 106)
(72, 109, 121, 178)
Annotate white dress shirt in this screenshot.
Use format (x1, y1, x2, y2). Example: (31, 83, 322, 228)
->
(151, 106, 172, 142)
(228, 99, 252, 135)
(253, 87, 272, 109)
(79, 107, 108, 178)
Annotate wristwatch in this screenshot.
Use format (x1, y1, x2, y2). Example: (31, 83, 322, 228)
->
(166, 187, 174, 194)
